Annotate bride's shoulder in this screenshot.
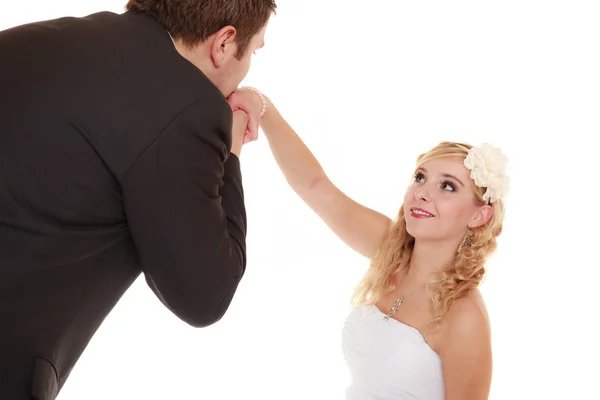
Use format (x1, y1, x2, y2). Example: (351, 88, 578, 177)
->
(439, 289, 491, 347)
(453, 289, 489, 325)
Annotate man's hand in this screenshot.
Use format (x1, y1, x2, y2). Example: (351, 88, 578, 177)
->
(227, 90, 264, 144)
(230, 110, 249, 157)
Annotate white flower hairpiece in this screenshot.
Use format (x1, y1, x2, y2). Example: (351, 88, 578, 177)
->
(463, 143, 509, 204)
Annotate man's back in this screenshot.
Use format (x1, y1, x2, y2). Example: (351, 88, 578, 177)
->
(0, 10, 247, 399)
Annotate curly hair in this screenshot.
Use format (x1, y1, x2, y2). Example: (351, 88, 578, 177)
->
(351, 142, 506, 330)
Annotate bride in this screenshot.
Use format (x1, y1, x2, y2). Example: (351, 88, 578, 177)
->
(230, 88, 509, 400)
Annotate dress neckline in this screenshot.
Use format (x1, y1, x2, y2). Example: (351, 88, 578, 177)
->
(368, 305, 440, 357)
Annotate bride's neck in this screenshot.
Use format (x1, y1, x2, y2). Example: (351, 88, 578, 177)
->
(407, 239, 457, 280)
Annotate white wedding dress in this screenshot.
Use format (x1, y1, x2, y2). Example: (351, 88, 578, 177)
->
(342, 305, 445, 399)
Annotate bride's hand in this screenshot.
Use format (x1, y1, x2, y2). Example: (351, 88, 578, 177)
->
(227, 89, 265, 144)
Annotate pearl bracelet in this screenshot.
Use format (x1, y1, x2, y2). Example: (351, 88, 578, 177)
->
(239, 86, 267, 117)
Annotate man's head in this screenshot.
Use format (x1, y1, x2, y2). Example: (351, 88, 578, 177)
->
(126, 0, 276, 96)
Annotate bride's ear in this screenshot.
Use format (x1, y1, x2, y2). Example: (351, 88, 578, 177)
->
(468, 205, 493, 229)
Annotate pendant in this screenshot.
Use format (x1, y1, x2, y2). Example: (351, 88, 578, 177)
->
(383, 297, 404, 321)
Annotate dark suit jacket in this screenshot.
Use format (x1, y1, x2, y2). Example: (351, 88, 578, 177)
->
(0, 10, 247, 400)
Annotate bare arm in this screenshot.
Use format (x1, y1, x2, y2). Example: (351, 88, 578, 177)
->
(439, 293, 493, 400)
(258, 98, 391, 259)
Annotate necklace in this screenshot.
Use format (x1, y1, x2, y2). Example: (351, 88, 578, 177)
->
(383, 297, 405, 321)
(382, 270, 427, 321)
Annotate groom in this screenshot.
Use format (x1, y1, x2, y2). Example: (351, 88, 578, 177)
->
(0, 0, 274, 398)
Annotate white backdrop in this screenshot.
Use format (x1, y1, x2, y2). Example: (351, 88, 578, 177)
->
(2, 1, 599, 399)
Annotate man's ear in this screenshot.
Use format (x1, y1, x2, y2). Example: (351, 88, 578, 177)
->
(209, 26, 237, 68)
(468, 204, 493, 229)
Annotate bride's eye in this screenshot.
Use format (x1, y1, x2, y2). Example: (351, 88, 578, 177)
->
(441, 181, 456, 192)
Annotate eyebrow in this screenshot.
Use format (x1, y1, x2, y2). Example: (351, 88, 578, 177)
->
(418, 167, 465, 187)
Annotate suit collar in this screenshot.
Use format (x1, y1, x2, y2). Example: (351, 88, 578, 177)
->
(122, 10, 173, 46)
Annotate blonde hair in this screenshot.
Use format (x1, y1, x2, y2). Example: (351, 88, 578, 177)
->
(351, 142, 506, 329)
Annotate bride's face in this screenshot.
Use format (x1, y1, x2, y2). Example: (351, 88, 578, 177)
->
(403, 158, 492, 242)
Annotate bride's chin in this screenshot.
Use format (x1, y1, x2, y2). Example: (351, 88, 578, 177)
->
(405, 224, 423, 239)
(405, 227, 435, 242)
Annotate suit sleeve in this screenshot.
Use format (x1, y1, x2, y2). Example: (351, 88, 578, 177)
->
(121, 99, 246, 328)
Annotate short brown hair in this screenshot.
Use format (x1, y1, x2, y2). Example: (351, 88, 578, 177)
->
(126, 0, 276, 58)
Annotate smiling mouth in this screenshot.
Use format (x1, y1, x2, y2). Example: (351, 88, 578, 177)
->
(410, 208, 435, 217)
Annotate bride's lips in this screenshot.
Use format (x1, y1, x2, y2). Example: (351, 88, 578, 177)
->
(410, 207, 435, 218)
